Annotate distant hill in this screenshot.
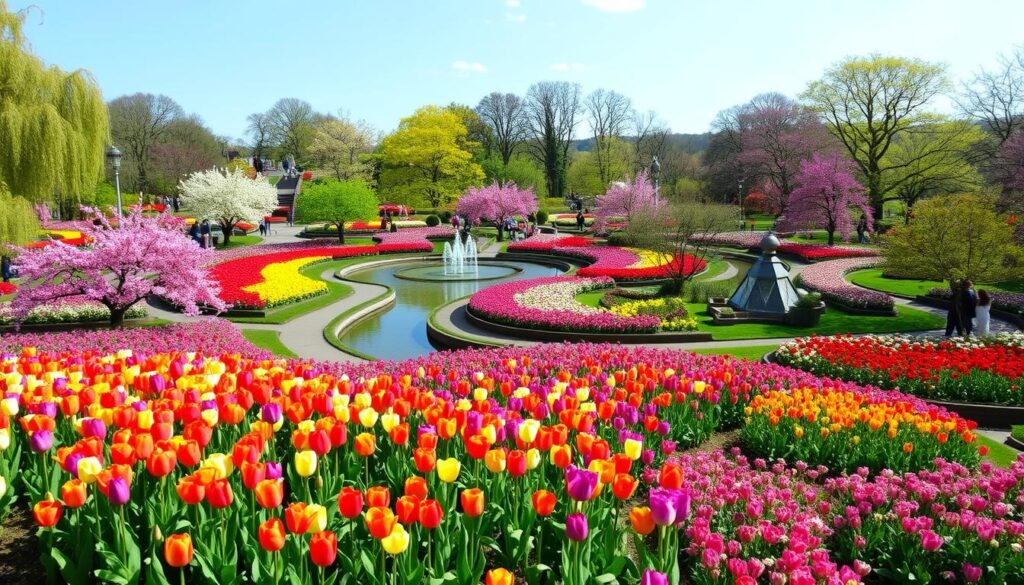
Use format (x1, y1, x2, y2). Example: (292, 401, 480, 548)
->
(573, 133, 711, 154)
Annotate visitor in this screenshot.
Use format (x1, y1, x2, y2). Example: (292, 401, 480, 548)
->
(188, 222, 200, 245)
(576, 210, 585, 231)
(960, 279, 977, 337)
(200, 219, 211, 249)
(944, 281, 962, 337)
(517, 219, 527, 241)
(976, 289, 992, 337)
(856, 215, 868, 244)
(258, 219, 267, 237)
(172, 196, 180, 213)
(1, 255, 11, 283)
(389, 218, 398, 233)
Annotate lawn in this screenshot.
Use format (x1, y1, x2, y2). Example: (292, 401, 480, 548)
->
(687, 344, 779, 361)
(694, 259, 731, 282)
(977, 434, 1020, 468)
(848, 268, 1024, 297)
(241, 329, 298, 358)
(216, 235, 263, 250)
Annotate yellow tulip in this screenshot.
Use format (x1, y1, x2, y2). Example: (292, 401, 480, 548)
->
(473, 387, 488, 402)
(518, 419, 540, 443)
(295, 450, 318, 478)
(381, 524, 410, 554)
(380, 412, 400, 433)
(200, 408, 219, 427)
(436, 458, 461, 483)
(354, 392, 372, 409)
(1, 397, 19, 417)
(526, 448, 541, 470)
(485, 449, 506, 473)
(297, 420, 316, 433)
(202, 453, 234, 479)
(78, 456, 102, 484)
(0, 428, 10, 451)
(576, 387, 590, 402)
(479, 424, 497, 445)
(623, 438, 643, 461)
(306, 503, 327, 533)
(358, 408, 379, 428)
(0, 476, 5, 499)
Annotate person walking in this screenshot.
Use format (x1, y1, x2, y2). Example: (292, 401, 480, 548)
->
(1, 255, 11, 283)
(975, 289, 992, 337)
(856, 215, 868, 244)
(258, 219, 267, 237)
(200, 220, 211, 249)
(576, 210, 585, 231)
(944, 281, 963, 337)
(960, 279, 978, 337)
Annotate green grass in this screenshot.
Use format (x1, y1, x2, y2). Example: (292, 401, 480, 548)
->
(978, 434, 1020, 468)
(216, 235, 263, 250)
(1012, 425, 1024, 441)
(576, 290, 605, 308)
(687, 344, 779, 361)
(848, 268, 1024, 298)
(694, 260, 730, 282)
(241, 329, 298, 358)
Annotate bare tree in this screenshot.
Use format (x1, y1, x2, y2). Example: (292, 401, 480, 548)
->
(246, 112, 273, 163)
(585, 89, 633, 185)
(475, 92, 528, 166)
(632, 110, 670, 172)
(108, 93, 184, 193)
(525, 81, 582, 199)
(958, 47, 1024, 148)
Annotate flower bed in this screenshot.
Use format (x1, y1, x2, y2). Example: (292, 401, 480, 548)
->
(0, 297, 147, 325)
(692, 231, 767, 249)
(928, 288, 1024, 316)
(372, 226, 454, 248)
(609, 297, 697, 331)
(468, 276, 662, 333)
(549, 212, 594, 226)
(776, 243, 878, 261)
(776, 333, 1024, 406)
(0, 282, 15, 296)
(797, 257, 895, 312)
(506, 234, 593, 252)
(742, 385, 980, 473)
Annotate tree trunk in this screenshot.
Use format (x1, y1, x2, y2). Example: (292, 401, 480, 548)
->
(221, 221, 233, 246)
(337, 222, 346, 244)
(497, 223, 505, 242)
(109, 307, 127, 329)
(827, 229, 835, 246)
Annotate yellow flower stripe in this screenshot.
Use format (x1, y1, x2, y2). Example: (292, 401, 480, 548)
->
(609, 297, 697, 331)
(43, 229, 84, 240)
(243, 256, 329, 307)
(626, 248, 672, 269)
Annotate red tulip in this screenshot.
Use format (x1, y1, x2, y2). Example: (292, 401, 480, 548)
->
(206, 478, 233, 509)
(259, 517, 286, 552)
(418, 499, 443, 529)
(337, 487, 364, 519)
(309, 531, 338, 567)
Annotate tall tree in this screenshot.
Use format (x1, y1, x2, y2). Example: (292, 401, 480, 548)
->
(267, 98, 318, 165)
(525, 81, 582, 199)
(997, 130, 1024, 200)
(108, 93, 184, 194)
(309, 116, 375, 182)
(295, 179, 378, 244)
(377, 105, 484, 208)
(585, 89, 633, 186)
(148, 115, 223, 194)
(0, 1, 108, 209)
(703, 104, 752, 203)
(803, 55, 949, 217)
(446, 103, 492, 159)
(178, 168, 278, 245)
(883, 119, 985, 213)
(246, 112, 274, 162)
(475, 92, 528, 166)
(631, 110, 670, 173)
(779, 153, 872, 245)
(958, 47, 1024, 149)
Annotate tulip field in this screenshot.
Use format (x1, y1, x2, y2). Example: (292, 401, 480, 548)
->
(0, 325, 1019, 585)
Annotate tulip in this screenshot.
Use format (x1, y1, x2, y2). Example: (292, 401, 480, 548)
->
(255, 479, 284, 509)
(365, 506, 397, 539)
(240, 461, 266, 490)
(61, 479, 88, 508)
(396, 495, 420, 525)
(33, 495, 63, 527)
(107, 476, 131, 506)
(338, 487, 364, 519)
(658, 463, 683, 489)
(146, 449, 177, 478)
(566, 512, 589, 541)
(623, 438, 642, 461)
(436, 458, 461, 483)
(419, 499, 443, 529)
(259, 517, 286, 552)
(295, 449, 317, 478)
(358, 407, 379, 428)
(640, 569, 668, 585)
(461, 488, 485, 517)
(29, 430, 53, 453)
(366, 486, 391, 508)
(285, 503, 313, 534)
(565, 466, 598, 502)
(207, 478, 233, 509)
(486, 568, 514, 585)
(550, 444, 572, 468)
(485, 449, 507, 473)
(649, 489, 677, 526)
(629, 506, 655, 535)
(354, 433, 376, 457)
(612, 473, 638, 500)
(309, 531, 338, 567)
(532, 489, 557, 516)
(413, 447, 436, 472)
(77, 456, 102, 484)
(176, 476, 205, 505)
(381, 524, 410, 555)
(518, 419, 540, 443)
(164, 533, 194, 568)
(404, 476, 429, 501)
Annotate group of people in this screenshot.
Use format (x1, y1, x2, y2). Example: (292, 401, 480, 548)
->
(187, 220, 214, 249)
(945, 279, 993, 337)
(502, 217, 534, 241)
(567, 192, 584, 212)
(451, 214, 472, 243)
(379, 211, 399, 233)
(160, 195, 180, 213)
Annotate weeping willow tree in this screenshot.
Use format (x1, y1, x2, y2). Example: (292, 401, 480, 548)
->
(0, 187, 40, 278)
(0, 2, 109, 217)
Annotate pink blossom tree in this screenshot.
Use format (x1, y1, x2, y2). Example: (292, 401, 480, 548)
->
(779, 153, 871, 245)
(11, 208, 226, 327)
(1000, 131, 1024, 193)
(456, 181, 538, 241)
(593, 170, 663, 232)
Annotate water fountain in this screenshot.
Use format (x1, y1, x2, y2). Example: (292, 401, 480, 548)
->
(442, 234, 478, 275)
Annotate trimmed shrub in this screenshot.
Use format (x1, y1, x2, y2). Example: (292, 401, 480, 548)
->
(425, 215, 440, 227)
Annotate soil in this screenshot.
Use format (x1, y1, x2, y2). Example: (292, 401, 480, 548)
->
(0, 508, 44, 585)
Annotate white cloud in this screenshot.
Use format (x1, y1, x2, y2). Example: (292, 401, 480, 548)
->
(581, 0, 646, 12)
(549, 63, 587, 72)
(452, 61, 488, 74)
(505, 0, 521, 7)
(505, 12, 527, 23)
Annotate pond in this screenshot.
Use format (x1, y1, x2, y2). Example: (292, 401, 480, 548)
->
(339, 261, 563, 361)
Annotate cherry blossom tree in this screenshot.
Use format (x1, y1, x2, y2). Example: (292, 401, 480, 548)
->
(456, 181, 538, 241)
(11, 208, 226, 327)
(178, 168, 278, 245)
(779, 153, 871, 245)
(1000, 131, 1024, 193)
(593, 169, 663, 232)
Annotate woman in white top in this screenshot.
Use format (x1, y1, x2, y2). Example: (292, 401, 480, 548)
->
(975, 289, 992, 337)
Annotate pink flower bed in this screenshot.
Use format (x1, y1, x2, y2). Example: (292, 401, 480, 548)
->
(467, 276, 661, 333)
(372, 226, 454, 248)
(506, 234, 593, 251)
(797, 258, 894, 311)
(692, 231, 768, 248)
(777, 243, 878, 262)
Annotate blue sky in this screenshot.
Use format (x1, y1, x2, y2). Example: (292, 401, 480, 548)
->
(10, 0, 1024, 140)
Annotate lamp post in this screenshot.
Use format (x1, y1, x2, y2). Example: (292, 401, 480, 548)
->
(106, 146, 123, 217)
(650, 155, 661, 198)
(738, 179, 745, 227)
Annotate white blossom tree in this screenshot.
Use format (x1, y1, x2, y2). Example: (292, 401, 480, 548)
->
(178, 168, 278, 244)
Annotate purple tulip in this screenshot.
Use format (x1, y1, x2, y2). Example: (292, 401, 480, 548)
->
(81, 418, 106, 439)
(640, 570, 668, 585)
(265, 461, 283, 480)
(29, 429, 54, 453)
(565, 466, 598, 502)
(565, 512, 589, 542)
(107, 476, 131, 506)
(674, 489, 692, 524)
(261, 403, 282, 424)
(649, 488, 678, 526)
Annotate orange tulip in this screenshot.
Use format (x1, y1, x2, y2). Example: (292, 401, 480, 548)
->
(146, 448, 177, 478)
(531, 489, 556, 517)
(354, 432, 376, 457)
(486, 568, 514, 585)
(254, 479, 284, 509)
(611, 473, 638, 500)
(285, 502, 313, 534)
(206, 478, 233, 509)
(259, 517, 286, 552)
(461, 488, 485, 517)
(417, 431, 438, 450)
(389, 423, 410, 446)
(395, 495, 420, 525)
(61, 479, 88, 509)
(629, 506, 655, 535)
(413, 447, 436, 473)
(33, 495, 63, 527)
(404, 476, 429, 501)
(550, 444, 572, 468)
(365, 506, 397, 539)
(164, 533, 194, 568)
(309, 531, 338, 567)
(176, 475, 205, 505)
(366, 486, 391, 508)
(659, 463, 683, 490)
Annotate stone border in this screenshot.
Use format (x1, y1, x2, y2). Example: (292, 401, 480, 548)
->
(1007, 436, 1024, 451)
(393, 261, 524, 283)
(464, 305, 712, 343)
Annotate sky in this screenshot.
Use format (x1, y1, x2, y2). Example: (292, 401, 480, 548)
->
(9, 0, 1024, 141)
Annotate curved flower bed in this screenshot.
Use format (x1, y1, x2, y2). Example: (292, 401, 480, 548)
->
(776, 243, 878, 262)
(506, 234, 593, 252)
(372, 226, 453, 247)
(468, 276, 661, 333)
(609, 297, 697, 331)
(692, 231, 768, 249)
(776, 334, 1024, 405)
(798, 257, 895, 312)
(928, 288, 1024, 316)
(0, 297, 147, 325)
(0, 338, 1001, 585)
(550, 212, 594, 226)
